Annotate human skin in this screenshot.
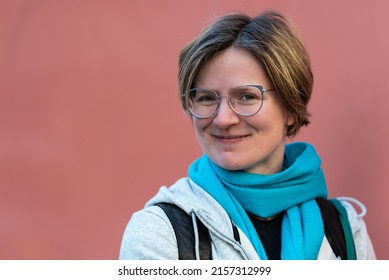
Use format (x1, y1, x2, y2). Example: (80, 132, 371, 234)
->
(192, 47, 294, 175)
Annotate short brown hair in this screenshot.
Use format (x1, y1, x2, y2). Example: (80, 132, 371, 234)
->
(178, 11, 313, 137)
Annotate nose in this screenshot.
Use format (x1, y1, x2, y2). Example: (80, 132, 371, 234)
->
(212, 96, 240, 128)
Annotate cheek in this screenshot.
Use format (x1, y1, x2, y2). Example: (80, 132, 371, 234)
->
(192, 119, 207, 142)
(262, 102, 290, 127)
(192, 119, 215, 151)
(248, 110, 288, 135)
(192, 118, 209, 132)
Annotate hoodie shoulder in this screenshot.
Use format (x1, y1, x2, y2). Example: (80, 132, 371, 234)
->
(337, 197, 376, 259)
(119, 205, 179, 259)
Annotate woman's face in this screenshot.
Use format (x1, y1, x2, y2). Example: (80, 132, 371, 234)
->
(192, 47, 293, 174)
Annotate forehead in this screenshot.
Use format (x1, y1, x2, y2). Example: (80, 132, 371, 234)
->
(194, 47, 270, 90)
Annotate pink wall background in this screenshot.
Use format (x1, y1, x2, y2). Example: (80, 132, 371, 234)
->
(0, 0, 388, 259)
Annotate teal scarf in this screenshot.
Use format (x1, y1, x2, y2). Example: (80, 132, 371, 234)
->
(188, 142, 328, 259)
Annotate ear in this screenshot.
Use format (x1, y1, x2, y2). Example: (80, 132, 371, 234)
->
(284, 111, 295, 136)
(286, 112, 295, 126)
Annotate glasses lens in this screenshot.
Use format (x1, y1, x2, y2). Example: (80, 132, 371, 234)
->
(230, 85, 263, 116)
(187, 85, 264, 118)
(188, 88, 219, 118)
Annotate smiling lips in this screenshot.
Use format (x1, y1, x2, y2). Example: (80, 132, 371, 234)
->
(213, 134, 250, 142)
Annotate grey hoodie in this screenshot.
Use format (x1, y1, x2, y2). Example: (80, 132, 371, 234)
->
(119, 177, 376, 260)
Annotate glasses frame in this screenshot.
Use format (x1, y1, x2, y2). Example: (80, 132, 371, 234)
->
(183, 85, 275, 119)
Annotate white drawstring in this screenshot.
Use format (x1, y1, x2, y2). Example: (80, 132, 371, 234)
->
(337, 196, 367, 218)
(191, 212, 201, 260)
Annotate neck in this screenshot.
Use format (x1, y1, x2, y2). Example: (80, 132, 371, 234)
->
(248, 211, 284, 221)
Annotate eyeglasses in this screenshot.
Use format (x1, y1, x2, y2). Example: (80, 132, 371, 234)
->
(184, 85, 275, 119)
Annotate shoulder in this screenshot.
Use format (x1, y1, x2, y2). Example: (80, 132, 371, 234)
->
(119, 177, 233, 259)
(337, 197, 376, 259)
(337, 197, 366, 236)
(119, 205, 178, 260)
(146, 177, 225, 216)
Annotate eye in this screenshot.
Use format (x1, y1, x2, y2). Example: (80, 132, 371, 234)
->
(232, 86, 263, 105)
(235, 93, 261, 106)
(240, 94, 259, 101)
(197, 94, 217, 102)
(191, 90, 218, 105)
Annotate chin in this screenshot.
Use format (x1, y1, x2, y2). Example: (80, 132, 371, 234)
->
(213, 159, 247, 171)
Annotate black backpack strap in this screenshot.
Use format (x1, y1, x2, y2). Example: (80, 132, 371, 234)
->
(156, 203, 212, 260)
(330, 198, 357, 260)
(157, 200, 355, 260)
(316, 197, 350, 259)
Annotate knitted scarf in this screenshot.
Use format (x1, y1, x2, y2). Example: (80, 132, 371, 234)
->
(188, 142, 328, 259)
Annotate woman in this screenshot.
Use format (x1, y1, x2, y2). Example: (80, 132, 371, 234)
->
(119, 11, 375, 260)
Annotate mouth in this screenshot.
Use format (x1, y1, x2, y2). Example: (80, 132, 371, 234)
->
(213, 134, 250, 141)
